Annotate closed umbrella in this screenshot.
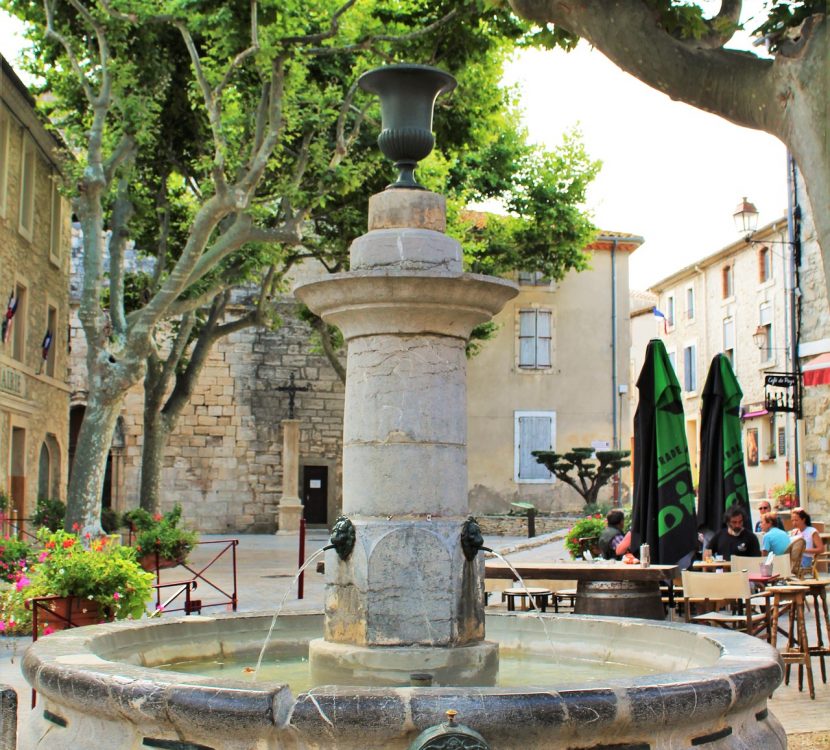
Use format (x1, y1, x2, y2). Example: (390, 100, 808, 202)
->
(697, 353, 749, 535)
(630, 339, 698, 566)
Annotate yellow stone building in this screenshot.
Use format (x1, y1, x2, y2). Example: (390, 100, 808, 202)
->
(0, 57, 71, 521)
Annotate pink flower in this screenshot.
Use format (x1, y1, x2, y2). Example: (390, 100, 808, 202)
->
(155, 604, 165, 612)
(43, 625, 55, 636)
(113, 592, 120, 601)
(15, 576, 29, 591)
(38, 551, 49, 563)
(0, 621, 6, 632)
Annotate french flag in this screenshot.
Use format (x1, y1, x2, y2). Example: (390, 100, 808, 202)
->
(652, 306, 668, 334)
(1, 291, 17, 345)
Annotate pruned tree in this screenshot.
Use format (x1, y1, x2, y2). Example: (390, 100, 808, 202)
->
(532, 447, 631, 506)
(507, 1, 829, 293)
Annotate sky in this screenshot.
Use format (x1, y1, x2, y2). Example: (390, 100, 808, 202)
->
(0, 3, 787, 291)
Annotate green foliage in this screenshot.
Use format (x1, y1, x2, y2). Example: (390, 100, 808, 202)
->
(564, 515, 605, 559)
(124, 504, 198, 562)
(466, 321, 499, 358)
(0, 490, 8, 513)
(0, 530, 154, 634)
(32, 498, 66, 532)
(769, 480, 797, 507)
(533, 447, 631, 505)
(100, 507, 121, 534)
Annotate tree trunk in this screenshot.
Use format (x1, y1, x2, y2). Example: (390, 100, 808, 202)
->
(65, 393, 123, 535)
(139, 405, 168, 515)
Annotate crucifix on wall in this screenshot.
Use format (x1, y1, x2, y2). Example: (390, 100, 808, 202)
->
(276, 372, 310, 419)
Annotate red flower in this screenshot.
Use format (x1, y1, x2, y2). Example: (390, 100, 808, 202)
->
(62, 538, 75, 549)
(153, 514, 163, 522)
(45, 541, 56, 550)
(72, 522, 80, 531)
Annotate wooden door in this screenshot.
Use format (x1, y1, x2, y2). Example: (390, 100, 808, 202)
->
(302, 466, 328, 525)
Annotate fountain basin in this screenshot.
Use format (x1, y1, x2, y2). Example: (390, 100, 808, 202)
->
(22, 611, 785, 749)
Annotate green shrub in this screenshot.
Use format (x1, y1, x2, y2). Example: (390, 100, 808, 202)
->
(564, 515, 605, 559)
(0, 536, 34, 584)
(32, 498, 66, 532)
(125, 504, 198, 562)
(101, 507, 120, 534)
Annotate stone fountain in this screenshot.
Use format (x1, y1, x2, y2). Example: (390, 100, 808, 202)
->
(21, 64, 786, 750)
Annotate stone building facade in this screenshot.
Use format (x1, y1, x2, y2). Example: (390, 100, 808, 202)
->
(0, 57, 71, 520)
(68, 248, 345, 531)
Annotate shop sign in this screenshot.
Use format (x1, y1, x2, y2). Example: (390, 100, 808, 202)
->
(0, 366, 25, 398)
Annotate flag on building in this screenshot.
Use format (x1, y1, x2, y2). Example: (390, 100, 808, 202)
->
(41, 329, 53, 361)
(1, 291, 17, 345)
(652, 306, 668, 334)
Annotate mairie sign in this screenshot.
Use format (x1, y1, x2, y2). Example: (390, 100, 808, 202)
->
(0, 366, 24, 397)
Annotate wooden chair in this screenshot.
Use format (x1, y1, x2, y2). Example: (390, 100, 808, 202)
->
(788, 538, 809, 578)
(680, 570, 771, 639)
(730, 555, 764, 574)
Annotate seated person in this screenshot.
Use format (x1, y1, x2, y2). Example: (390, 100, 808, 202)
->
(760, 512, 791, 555)
(598, 510, 632, 560)
(790, 507, 826, 568)
(706, 505, 761, 560)
(754, 502, 784, 532)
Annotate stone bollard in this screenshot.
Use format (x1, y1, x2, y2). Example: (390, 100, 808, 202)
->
(0, 685, 17, 750)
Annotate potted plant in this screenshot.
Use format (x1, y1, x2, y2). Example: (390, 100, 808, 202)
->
(770, 480, 797, 510)
(565, 515, 606, 559)
(31, 497, 66, 532)
(124, 505, 199, 571)
(0, 528, 153, 635)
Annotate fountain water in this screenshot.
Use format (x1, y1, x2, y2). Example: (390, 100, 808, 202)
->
(21, 64, 786, 750)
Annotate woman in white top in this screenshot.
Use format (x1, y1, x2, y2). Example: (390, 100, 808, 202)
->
(790, 507, 825, 568)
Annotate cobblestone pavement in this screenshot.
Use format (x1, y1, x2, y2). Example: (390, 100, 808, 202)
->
(3, 530, 828, 745)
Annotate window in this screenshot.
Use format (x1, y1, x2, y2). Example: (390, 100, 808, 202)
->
(517, 270, 550, 286)
(778, 426, 787, 457)
(758, 246, 771, 283)
(38, 442, 51, 501)
(667, 349, 677, 374)
(49, 178, 63, 265)
(683, 344, 697, 392)
(759, 302, 773, 362)
(685, 286, 695, 321)
(514, 411, 555, 483)
(18, 135, 36, 241)
(45, 305, 57, 377)
(518, 309, 552, 369)
(0, 109, 9, 218)
(722, 264, 734, 298)
(666, 295, 675, 328)
(723, 317, 735, 366)
(10, 283, 27, 363)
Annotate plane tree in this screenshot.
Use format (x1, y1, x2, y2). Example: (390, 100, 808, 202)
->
(507, 0, 829, 289)
(3, 0, 599, 528)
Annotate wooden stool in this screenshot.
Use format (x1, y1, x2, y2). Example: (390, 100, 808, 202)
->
(553, 588, 577, 613)
(769, 584, 815, 699)
(797, 578, 830, 683)
(502, 587, 552, 612)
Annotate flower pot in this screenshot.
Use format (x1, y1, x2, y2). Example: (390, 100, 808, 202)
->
(138, 553, 183, 572)
(41, 597, 104, 632)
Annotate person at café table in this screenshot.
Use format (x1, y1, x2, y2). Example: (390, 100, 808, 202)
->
(754, 502, 784, 532)
(706, 505, 761, 560)
(760, 512, 791, 555)
(789, 507, 825, 568)
(598, 510, 632, 560)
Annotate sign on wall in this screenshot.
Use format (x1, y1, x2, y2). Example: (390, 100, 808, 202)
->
(0, 367, 25, 398)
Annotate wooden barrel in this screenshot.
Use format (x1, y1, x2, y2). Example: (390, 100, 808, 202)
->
(574, 579, 665, 620)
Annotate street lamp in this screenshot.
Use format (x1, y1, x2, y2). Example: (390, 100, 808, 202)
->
(752, 325, 768, 351)
(733, 197, 759, 238)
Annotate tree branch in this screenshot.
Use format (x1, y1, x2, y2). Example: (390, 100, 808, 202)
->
(108, 161, 136, 340)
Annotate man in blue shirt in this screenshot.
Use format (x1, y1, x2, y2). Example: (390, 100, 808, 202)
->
(760, 513, 791, 555)
(754, 501, 785, 532)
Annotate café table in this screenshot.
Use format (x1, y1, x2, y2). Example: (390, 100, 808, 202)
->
(692, 560, 731, 572)
(485, 560, 679, 621)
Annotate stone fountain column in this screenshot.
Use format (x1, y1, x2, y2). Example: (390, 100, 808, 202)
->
(296, 188, 516, 685)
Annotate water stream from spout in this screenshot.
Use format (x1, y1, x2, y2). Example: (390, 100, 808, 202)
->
(484, 549, 557, 654)
(251, 546, 328, 681)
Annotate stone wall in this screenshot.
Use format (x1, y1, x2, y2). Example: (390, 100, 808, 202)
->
(476, 515, 572, 537)
(111, 299, 345, 533)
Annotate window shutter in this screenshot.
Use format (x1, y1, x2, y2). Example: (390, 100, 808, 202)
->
(518, 415, 552, 480)
(536, 311, 551, 367)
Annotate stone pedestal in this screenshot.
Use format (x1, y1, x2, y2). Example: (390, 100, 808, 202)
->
(276, 419, 303, 535)
(296, 189, 516, 684)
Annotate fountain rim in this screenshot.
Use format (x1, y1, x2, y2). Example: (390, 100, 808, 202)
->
(23, 609, 783, 713)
